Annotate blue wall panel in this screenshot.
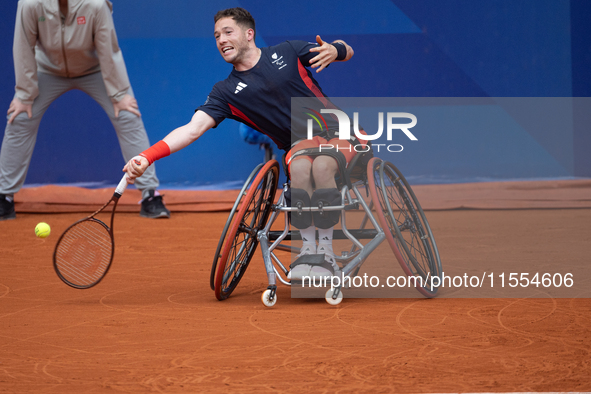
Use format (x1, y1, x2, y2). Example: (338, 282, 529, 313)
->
(393, 0, 573, 97)
(1, 0, 589, 189)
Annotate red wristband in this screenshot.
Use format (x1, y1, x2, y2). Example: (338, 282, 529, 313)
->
(139, 140, 170, 165)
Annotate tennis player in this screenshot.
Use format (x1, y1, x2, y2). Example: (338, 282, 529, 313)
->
(124, 7, 365, 279)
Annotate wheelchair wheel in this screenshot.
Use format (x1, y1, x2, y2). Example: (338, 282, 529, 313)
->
(367, 157, 442, 297)
(214, 160, 280, 300)
(210, 163, 264, 290)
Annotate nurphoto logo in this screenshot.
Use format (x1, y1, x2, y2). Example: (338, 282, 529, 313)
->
(305, 109, 418, 153)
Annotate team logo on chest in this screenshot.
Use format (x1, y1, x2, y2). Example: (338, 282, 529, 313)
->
(271, 53, 287, 70)
(234, 82, 247, 94)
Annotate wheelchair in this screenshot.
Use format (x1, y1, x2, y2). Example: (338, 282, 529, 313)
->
(209, 145, 442, 306)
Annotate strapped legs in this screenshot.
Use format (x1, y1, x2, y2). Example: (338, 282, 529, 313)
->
(311, 188, 341, 228)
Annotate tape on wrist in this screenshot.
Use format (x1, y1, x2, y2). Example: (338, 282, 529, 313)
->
(332, 42, 347, 60)
(139, 140, 170, 165)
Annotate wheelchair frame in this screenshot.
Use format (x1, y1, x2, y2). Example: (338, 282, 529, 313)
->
(210, 151, 442, 306)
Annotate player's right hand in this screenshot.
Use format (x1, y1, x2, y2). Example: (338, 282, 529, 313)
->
(7, 98, 33, 124)
(123, 155, 149, 184)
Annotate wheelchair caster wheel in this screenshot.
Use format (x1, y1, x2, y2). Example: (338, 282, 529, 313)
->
(261, 289, 277, 307)
(325, 288, 343, 305)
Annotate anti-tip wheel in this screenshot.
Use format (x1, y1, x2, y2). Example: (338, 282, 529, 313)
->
(261, 289, 277, 307)
(325, 288, 343, 305)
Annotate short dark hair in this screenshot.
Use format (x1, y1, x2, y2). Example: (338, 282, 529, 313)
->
(214, 7, 256, 39)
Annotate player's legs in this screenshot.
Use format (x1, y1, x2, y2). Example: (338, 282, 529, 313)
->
(289, 157, 313, 194)
(287, 136, 326, 254)
(0, 72, 72, 220)
(289, 157, 316, 253)
(311, 155, 338, 188)
(286, 137, 343, 278)
(285, 141, 318, 279)
(309, 137, 363, 272)
(310, 155, 340, 271)
(285, 135, 368, 276)
(75, 72, 160, 199)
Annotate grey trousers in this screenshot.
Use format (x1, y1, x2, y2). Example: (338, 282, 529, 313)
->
(0, 71, 159, 199)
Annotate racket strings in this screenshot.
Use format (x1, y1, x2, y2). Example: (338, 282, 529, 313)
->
(55, 220, 113, 286)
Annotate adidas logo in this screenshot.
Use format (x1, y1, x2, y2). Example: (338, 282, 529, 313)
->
(234, 82, 247, 94)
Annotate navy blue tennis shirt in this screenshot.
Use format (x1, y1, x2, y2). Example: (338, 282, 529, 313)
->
(197, 40, 341, 151)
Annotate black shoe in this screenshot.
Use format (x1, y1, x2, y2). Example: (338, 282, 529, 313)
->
(0, 194, 16, 221)
(140, 190, 170, 219)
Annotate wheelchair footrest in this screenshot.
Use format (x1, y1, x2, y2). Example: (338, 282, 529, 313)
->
(289, 254, 339, 282)
(270, 229, 378, 241)
(290, 254, 325, 269)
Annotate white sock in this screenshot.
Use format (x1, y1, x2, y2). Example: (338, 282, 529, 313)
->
(317, 227, 334, 245)
(317, 227, 334, 256)
(299, 225, 316, 247)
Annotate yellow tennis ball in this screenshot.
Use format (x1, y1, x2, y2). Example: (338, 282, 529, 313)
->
(35, 222, 51, 238)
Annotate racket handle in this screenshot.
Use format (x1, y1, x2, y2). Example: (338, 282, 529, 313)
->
(115, 174, 129, 197)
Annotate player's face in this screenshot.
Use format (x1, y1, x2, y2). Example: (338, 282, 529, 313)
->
(214, 17, 251, 64)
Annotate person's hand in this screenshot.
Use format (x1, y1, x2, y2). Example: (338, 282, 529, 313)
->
(7, 98, 33, 124)
(113, 94, 141, 118)
(122, 155, 149, 184)
(309, 35, 338, 73)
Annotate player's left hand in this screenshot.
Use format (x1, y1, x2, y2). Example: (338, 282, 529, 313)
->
(114, 94, 141, 118)
(122, 155, 149, 184)
(309, 35, 338, 73)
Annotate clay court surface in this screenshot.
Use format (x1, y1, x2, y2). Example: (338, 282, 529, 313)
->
(1, 181, 591, 392)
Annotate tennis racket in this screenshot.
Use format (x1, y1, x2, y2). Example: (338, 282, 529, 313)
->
(53, 174, 129, 289)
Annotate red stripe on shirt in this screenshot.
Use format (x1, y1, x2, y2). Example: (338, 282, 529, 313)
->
(228, 103, 282, 147)
(297, 60, 340, 124)
(298, 60, 329, 107)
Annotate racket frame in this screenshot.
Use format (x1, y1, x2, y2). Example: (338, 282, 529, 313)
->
(53, 176, 128, 289)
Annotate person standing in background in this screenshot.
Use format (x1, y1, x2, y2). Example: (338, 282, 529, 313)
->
(0, 0, 170, 221)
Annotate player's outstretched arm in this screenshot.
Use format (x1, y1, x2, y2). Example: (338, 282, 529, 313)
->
(162, 110, 216, 153)
(309, 35, 354, 73)
(123, 110, 216, 183)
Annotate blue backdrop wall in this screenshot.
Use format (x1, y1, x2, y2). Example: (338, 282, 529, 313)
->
(1, 0, 589, 189)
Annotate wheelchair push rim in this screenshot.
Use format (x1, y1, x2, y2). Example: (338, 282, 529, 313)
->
(381, 161, 442, 289)
(210, 163, 264, 291)
(367, 157, 442, 298)
(214, 160, 279, 300)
